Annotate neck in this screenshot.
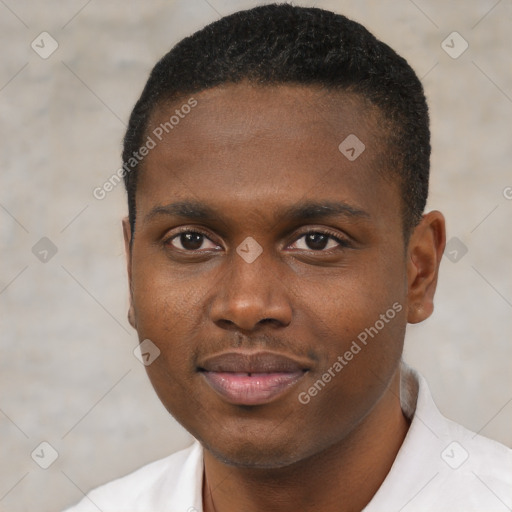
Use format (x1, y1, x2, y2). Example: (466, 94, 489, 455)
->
(203, 369, 410, 512)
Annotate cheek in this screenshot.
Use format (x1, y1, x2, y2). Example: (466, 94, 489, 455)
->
(129, 255, 208, 386)
(289, 284, 406, 449)
(302, 281, 406, 377)
(130, 266, 207, 423)
(298, 248, 406, 338)
(131, 247, 207, 332)
(295, 250, 407, 394)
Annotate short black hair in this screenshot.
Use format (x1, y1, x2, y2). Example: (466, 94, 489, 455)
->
(123, 3, 430, 237)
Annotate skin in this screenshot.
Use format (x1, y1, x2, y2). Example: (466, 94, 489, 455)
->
(123, 83, 446, 512)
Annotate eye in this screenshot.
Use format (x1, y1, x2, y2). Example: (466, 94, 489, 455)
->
(288, 231, 348, 251)
(168, 231, 220, 251)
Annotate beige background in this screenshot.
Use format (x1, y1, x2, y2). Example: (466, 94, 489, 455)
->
(1, 1, 511, 511)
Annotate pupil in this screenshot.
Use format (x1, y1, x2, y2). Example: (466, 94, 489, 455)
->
(306, 233, 328, 250)
(181, 232, 203, 250)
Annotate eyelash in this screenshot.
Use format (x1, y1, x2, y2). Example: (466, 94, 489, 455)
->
(289, 229, 351, 252)
(162, 227, 218, 251)
(163, 227, 351, 253)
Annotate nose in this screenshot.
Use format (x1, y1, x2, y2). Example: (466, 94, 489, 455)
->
(209, 250, 292, 332)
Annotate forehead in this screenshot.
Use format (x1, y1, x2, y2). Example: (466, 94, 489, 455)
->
(147, 84, 378, 155)
(136, 84, 399, 229)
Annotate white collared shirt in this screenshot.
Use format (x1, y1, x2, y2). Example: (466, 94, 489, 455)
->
(64, 364, 512, 511)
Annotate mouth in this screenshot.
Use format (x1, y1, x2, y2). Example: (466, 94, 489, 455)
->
(198, 351, 310, 406)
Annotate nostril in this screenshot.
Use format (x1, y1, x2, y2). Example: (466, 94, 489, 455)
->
(215, 319, 237, 330)
(259, 318, 279, 326)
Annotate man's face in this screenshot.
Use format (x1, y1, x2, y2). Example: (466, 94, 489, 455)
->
(125, 84, 414, 468)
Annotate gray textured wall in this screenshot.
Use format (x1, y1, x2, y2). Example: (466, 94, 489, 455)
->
(1, 1, 511, 511)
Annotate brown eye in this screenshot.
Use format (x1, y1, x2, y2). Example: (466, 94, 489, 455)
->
(304, 233, 329, 250)
(169, 232, 219, 251)
(289, 232, 345, 251)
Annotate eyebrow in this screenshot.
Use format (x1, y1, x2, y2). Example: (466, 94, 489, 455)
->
(279, 201, 370, 222)
(143, 199, 369, 225)
(143, 201, 219, 224)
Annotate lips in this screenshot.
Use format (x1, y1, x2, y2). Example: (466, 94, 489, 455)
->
(198, 352, 309, 406)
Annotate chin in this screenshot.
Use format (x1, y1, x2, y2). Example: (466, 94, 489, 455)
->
(207, 443, 303, 469)
(198, 428, 325, 470)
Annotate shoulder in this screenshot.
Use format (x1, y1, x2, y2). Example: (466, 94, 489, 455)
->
(442, 414, 512, 485)
(367, 364, 512, 511)
(62, 441, 203, 512)
(422, 417, 512, 511)
(414, 367, 512, 488)
(411, 365, 512, 500)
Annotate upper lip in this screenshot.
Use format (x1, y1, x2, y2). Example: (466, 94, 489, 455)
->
(198, 351, 310, 373)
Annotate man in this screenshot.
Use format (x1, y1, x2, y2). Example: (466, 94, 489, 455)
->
(65, 4, 511, 511)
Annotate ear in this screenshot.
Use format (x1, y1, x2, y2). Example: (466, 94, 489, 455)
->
(406, 210, 446, 324)
(122, 217, 137, 329)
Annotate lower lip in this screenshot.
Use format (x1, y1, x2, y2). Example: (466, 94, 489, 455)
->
(202, 371, 305, 405)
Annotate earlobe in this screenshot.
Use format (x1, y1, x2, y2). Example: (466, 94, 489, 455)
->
(122, 217, 137, 330)
(127, 303, 137, 329)
(406, 211, 446, 324)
